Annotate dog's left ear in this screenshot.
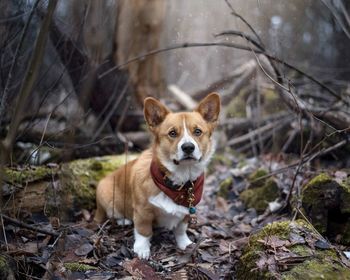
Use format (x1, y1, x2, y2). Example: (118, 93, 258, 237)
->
(144, 97, 170, 130)
(196, 92, 221, 124)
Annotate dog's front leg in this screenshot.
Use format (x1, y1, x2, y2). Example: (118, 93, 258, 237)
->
(174, 221, 193, 250)
(133, 214, 153, 259)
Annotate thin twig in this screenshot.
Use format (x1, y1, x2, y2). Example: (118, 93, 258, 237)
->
(215, 30, 264, 51)
(296, 208, 326, 241)
(35, 112, 52, 164)
(1, 214, 9, 251)
(97, 219, 110, 236)
(321, 0, 350, 40)
(224, 0, 266, 49)
(1, 214, 59, 237)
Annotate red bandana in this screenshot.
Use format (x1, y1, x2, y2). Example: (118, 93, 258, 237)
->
(150, 160, 205, 207)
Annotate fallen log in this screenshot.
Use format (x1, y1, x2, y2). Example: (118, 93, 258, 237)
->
(192, 59, 256, 100)
(227, 115, 294, 147)
(168, 84, 197, 110)
(222, 111, 289, 130)
(2, 154, 136, 220)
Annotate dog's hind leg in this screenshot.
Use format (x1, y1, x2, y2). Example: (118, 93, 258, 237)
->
(94, 201, 106, 223)
(106, 208, 132, 226)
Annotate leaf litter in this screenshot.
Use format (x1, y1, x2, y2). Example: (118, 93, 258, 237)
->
(1, 154, 350, 279)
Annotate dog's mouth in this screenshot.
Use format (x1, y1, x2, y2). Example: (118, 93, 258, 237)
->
(173, 156, 201, 165)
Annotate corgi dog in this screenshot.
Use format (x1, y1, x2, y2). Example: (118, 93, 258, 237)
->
(94, 93, 220, 259)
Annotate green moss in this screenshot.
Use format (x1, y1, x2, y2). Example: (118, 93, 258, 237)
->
(248, 169, 269, 188)
(64, 262, 97, 272)
(4, 165, 55, 184)
(290, 245, 313, 257)
(218, 177, 233, 198)
(253, 221, 308, 244)
(240, 178, 279, 213)
(304, 173, 333, 191)
(281, 259, 350, 280)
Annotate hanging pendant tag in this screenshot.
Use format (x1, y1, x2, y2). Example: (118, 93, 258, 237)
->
(189, 214, 197, 226)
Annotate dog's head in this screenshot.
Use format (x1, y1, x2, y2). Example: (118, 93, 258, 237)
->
(144, 93, 220, 182)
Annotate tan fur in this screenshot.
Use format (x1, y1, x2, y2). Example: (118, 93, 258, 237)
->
(94, 92, 221, 254)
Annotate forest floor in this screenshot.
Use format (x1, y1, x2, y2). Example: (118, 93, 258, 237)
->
(1, 153, 349, 279)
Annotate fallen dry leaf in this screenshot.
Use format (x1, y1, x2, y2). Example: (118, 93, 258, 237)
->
(122, 258, 161, 280)
(257, 235, 290, 249)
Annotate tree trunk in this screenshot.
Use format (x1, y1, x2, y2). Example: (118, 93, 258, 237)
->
(115, 0, 165, 105)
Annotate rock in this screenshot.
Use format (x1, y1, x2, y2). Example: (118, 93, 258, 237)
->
(236, 220, 350, 280)
(239, 170, 279, 214)
(301, 173, 350, 245)
(248, 169, 269, 188)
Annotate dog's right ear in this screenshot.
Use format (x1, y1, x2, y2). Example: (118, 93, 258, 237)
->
(144, 97, 170, 130)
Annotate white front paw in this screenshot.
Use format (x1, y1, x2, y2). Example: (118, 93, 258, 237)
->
(134, 244, 151, 259)
(176, 234, 193, 250)
(134, 229, 151, 259)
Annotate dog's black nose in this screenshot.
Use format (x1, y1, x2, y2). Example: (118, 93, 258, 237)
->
(181, 142, 195, 154)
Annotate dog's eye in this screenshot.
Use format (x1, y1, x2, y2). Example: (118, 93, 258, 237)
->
(194, 128, 202, 136)
(168, 130, 177, 138)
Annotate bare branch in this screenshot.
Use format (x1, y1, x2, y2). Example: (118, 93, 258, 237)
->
(1, 214, 59, 237)
(2, 0, 58, 154)
(98, 41, 345, 106)
(224, 0, 266, 49)
(0, 0, 41, 125)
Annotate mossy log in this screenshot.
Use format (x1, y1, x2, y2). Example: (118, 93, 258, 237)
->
(2, 155, 136, 220)
(236, 220, 350, 280)
(301, 173, 350, 245)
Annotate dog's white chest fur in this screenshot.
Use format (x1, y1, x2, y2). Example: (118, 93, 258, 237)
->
(149, 192, 188, 229)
